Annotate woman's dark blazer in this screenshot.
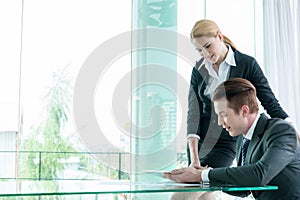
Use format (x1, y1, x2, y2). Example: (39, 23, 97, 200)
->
(186, 48, 289, 164)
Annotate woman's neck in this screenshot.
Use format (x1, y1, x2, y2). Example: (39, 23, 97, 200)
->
(214, 44, 229, 70)
(212, 44, 229, 74)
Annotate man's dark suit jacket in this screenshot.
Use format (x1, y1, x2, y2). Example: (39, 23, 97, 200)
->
(209, 113, 300, 200)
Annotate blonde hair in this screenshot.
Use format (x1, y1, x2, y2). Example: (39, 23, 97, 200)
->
(190, 19, 237, 50)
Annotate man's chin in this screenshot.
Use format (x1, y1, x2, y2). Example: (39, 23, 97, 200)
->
(229, 132, 238, 137)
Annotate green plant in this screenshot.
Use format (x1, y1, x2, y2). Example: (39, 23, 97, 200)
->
(19, 66, 75, 193)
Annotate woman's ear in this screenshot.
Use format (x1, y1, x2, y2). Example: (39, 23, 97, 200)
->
(217, 31, 224, 41)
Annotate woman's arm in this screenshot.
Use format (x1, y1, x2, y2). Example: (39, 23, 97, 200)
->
(187, 67, 203, 167)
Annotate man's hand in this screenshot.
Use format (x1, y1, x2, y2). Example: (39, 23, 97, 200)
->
(162, 167, 204, 183)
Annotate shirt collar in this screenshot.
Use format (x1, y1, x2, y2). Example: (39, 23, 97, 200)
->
(244, 113, 260, 140)
(225, 45, 236, 66)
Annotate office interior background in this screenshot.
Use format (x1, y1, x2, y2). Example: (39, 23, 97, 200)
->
(0, 0, 299, 199)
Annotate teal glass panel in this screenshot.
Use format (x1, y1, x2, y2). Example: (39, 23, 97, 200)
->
(131, 1, 178, 199)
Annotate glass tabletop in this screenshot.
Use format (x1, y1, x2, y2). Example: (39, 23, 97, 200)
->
(0, 180, 278, 197)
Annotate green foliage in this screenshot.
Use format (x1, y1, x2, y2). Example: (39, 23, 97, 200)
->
(19, 66, 129, 197)
(19, 67, 75, 191)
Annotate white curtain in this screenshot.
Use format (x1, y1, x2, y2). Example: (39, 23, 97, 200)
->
(263, 0, 300, 130)
(296, 0, 300, 121)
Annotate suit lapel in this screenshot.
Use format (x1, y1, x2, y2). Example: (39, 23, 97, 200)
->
(197, 64, 211, 104)
(236, 135, 243, 165)
(197, 64, 209, 85)
(246, 114, 268, 164)
(228, 49, 243, 79)
(228, 65, 239, 78)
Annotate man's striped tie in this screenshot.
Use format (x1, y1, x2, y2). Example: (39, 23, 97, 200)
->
(241, 138, 250, 166)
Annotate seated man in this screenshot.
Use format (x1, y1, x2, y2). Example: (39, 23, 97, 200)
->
(163, 78, 300, 200)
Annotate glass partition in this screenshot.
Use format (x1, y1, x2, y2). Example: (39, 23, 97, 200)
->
(131, 1, 177, 199)
(0, 0, 22, 183)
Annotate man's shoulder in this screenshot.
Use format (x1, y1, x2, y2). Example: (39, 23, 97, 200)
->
(263, 117, 297, 138)
(259, 113, 288, 126)
(266, 117, 291, 127)
(256, 114, 295, 137)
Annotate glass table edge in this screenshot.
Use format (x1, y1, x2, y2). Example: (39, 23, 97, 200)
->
(0, 185, 278, 197)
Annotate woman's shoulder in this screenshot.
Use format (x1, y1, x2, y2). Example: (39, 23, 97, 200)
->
(233, 48, 257, 65)
(233, 48, 254, 59)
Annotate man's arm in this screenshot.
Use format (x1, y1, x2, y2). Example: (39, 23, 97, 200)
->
(209, 120, 298, 186)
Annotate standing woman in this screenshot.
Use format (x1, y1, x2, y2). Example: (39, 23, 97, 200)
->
(187, 19, 291, 168)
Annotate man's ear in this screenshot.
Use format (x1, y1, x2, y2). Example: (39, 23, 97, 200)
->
(241, 105, 250, 116)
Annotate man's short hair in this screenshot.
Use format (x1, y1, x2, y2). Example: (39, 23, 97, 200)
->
(212, 78, 259, 114)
